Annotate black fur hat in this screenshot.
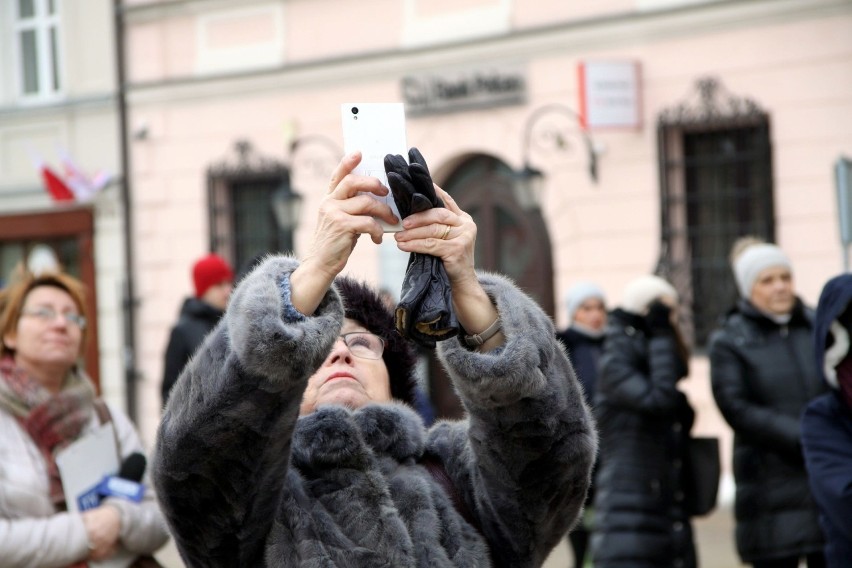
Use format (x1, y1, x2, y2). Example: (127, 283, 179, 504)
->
(334, 276, 418, 406)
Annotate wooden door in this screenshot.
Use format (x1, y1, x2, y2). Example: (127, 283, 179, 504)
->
(0, 207, 100, 388)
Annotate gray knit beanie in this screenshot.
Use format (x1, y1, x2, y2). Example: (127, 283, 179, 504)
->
(565, 282, 606, 322)
(732, 243, 792, 298)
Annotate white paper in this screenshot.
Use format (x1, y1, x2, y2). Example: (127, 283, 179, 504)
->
(55, 423, 137, 568)
(56, 423, 119, 513)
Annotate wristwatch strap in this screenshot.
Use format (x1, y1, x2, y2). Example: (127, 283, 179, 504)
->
(462, 316, 502, 348)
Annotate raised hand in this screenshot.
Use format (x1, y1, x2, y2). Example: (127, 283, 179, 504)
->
(290, 152, 398, 316)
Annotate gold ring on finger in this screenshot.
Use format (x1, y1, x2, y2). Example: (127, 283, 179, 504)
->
(440, 224, 452, 240)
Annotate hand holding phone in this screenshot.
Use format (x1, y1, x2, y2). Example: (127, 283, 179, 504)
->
(341, 103, 407, 232)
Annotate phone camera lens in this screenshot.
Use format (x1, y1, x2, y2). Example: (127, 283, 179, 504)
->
(351, 107, 359, 115)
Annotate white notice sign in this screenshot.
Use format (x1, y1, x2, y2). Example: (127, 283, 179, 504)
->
(578, 60, 642, 129)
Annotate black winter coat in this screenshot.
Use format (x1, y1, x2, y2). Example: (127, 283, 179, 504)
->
(592, 309, 696, 568)
(557, 327, 604, 507)
(708, 298, 826, 562)
(801, 273, 852, 568)
(556, 327, 604, 408)
(161, 297, 223, 404)
(802, 393, 852, 567)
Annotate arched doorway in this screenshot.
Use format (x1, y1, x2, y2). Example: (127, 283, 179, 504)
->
(427, 154, 554, 419)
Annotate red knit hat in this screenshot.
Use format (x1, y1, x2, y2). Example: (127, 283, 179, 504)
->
(192, 254, 234, 298)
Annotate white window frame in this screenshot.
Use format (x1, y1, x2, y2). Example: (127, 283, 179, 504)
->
(12, 0, 63, 103)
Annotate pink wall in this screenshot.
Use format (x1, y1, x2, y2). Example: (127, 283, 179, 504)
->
(124, 1, 852, 454)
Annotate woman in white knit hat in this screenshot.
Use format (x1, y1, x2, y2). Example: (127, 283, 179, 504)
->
(592, 274, 697, 568)
(556, 281, 607, 568)
(708, 239, 827, 568)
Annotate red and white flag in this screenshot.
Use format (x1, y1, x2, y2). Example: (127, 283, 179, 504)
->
(33, 148, 112, 203)
(59, 149, 112, 202)
(40, 164, 75, 202)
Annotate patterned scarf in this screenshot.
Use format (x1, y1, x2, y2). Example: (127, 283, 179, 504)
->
(0, 356, 96, 508)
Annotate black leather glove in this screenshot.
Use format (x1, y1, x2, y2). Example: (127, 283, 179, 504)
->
(384, 149, 443, 216)
(645, 300, 674, 336)
(384, 148, 458, 348)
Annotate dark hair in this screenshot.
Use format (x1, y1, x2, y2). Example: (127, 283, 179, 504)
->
(334, 277, 418, 406)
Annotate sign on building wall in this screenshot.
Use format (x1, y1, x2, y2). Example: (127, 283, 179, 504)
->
(402, 63, 527, 116)
(578, 60, 642, 129)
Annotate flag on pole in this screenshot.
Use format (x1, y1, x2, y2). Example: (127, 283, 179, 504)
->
(41, 165, 75, 202)
(31, 146, 113, 203)
(59, 148, 112, 202)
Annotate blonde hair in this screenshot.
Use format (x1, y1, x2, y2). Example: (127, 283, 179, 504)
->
(729, 236, 766, 266)
(0, 271, 89, 359)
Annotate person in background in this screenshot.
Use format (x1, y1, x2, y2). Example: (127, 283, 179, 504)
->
(592, 274, 696, 568)
(556, 281, 607, 568)
(801, 273, 852, 568)
(153, 149, 596, 567)
(0, 271, 169, 567)
(161, 253, 233, 405)
(709, 240, 826, 568)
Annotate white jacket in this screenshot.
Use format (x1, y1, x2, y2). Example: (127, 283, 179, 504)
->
(0, 402, 169, 568)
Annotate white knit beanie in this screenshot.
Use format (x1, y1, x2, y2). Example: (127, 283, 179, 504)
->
(733, 243, 792, 298)
(565, 282, 606, 322)
(621, 275, 678, 315)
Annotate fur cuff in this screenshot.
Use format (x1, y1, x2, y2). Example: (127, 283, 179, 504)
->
(438, 272, 559, 407)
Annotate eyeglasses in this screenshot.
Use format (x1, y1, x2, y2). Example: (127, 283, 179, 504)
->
(338, 332, 385, 359)
(21, 307, 87, 329)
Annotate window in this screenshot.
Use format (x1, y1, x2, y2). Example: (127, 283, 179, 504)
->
(208, 141, 297, 275)
(657, 78, 773, 349)
(13, 0, 62, 100)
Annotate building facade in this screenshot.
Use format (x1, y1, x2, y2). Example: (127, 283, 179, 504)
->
(3, 0, 846, 457)
(0, 0, 132, 413)
(121, 0, 852, 450)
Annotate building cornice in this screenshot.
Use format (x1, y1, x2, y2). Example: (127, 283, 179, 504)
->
(0, 94, 118, 119)
(121, 0, 266, 22)
(126, 0, 852, 106)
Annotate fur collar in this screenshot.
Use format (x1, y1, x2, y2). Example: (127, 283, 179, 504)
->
(291, 402, 426, 471)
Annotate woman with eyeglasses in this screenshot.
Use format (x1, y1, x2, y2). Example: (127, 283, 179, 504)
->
(154, 148, 597, 568)
(0, 270, 169, 567)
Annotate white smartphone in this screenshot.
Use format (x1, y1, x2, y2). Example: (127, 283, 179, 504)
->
(341, 102, 407, 232)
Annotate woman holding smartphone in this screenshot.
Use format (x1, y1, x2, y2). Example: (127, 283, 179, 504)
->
(153, 148, 596, 568)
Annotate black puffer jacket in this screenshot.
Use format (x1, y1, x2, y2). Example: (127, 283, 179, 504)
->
(708, 298, 826, 562)
(592, 309, 696, 568)
(557, 326, 604, 508)
(161, 297, 223, 404)
(556, 327, 604, 408)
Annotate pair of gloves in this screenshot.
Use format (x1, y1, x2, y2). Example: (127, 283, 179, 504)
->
(383, 148, 458, 348)
(645, 300, 675, 337)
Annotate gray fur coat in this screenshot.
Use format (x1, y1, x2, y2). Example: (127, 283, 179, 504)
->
(153, 256, 596, 567)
